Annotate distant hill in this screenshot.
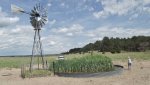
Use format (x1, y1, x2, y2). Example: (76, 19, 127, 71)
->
(62, 36, 150, 54)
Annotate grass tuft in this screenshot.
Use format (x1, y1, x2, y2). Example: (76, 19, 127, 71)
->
(21, 69, 51, 78)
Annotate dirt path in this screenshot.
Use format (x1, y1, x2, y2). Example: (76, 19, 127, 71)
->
(0, 60, 150, 85)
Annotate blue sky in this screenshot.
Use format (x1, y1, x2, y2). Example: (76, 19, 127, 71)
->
(0, 0, 150, 55)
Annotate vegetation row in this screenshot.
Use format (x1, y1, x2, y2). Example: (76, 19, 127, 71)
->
(63, 36, 150, 54)
(50, 55, 114, 73)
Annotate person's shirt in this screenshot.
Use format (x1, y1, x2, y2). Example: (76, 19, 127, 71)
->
(128, 58, 132, 64)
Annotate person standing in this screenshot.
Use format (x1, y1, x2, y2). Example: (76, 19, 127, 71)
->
(128, 57, 132, 70)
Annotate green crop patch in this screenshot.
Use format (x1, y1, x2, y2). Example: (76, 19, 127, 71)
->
(50, 55, 114, 73)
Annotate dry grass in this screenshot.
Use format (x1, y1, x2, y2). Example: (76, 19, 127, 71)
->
(0, 51, 150, 69)
(0, 51, 150, 85)
(0, 60, 150, 85)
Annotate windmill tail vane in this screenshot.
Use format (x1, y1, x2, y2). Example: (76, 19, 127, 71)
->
(11, 4, 30, 15)
(11, 4, 24, 13)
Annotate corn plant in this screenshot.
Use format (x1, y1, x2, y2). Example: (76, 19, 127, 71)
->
(49, 55, 114, 73)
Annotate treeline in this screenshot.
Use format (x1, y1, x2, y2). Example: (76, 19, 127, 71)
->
(63, 36, 150, 54)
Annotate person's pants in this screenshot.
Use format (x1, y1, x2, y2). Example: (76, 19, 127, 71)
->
(128, 63, 131, 70)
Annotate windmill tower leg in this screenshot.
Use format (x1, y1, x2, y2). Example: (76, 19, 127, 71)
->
(30, 29, 44, 72)
(37, 30, 45, 69)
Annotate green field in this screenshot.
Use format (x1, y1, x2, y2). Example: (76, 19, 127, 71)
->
(0, 56, 57, 69)
(0, 51, 150, 69)
(103, 51, 150, 61)
(64, 51, 150, 61)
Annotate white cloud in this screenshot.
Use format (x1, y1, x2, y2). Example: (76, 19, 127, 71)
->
(93, 0, 150, 18)
(69, 24, 84, 33)
(49, 23, 150, 53)
(0, 23, 73, 54)
(51, 24, 84, 36)
(49, 19, 56, 25)
(0, 25, 33, 51)
(85, 32, 96, 37)
(84, 26, 150, 39)
(1, 22, 150, 55)
(49, 41, 56, 46)
(143, 6, 150, 14)
(78, 26, 150, 46)
(143, 0, 150, 4)
(0, 6, 19, 27)
(47, 3, 52, 7)
(96, 0, 100, 2)
(93, 11, 109, 18)
(57, 27, 68, 33)
(61, 3, 65, 7)
(102, 0, 135, 15)
(1, 1, 150, 55)
(39, 24, 85, 53)
(11, 27, 21, 33)
(66, 33, 73, 36)
(0, 6, 2, 11)
(0, 17, 20, 27)
(0, 30, 4, 36)
(42, 35, 73, 53)
(9, 17, 19, 22)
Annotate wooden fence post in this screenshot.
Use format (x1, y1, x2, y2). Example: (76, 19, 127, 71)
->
(53, 62, 55, 75)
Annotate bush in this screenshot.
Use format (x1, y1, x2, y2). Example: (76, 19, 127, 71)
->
(111, 50, 116, 54)
(116, 50, 121, 53)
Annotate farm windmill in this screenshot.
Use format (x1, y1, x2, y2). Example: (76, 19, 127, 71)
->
(11, 3, 48, 72)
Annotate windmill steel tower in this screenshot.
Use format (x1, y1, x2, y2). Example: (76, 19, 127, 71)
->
(11, 3, 48, 72)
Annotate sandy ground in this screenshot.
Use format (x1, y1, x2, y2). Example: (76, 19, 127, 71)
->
(0, 60, 150, 85)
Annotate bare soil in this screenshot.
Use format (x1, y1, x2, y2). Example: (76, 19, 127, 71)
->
(0, 60, 150, 85)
